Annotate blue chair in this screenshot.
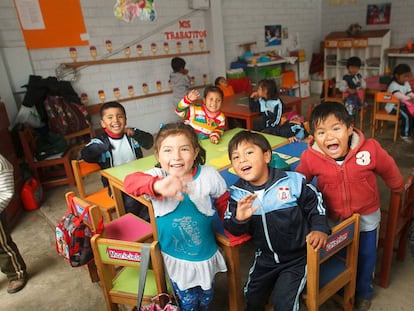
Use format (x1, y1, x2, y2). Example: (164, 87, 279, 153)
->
(304, 213, 360, 311)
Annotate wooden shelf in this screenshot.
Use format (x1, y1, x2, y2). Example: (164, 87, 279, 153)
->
(86, 83, 209, 116)
(63, 51, 210, 69)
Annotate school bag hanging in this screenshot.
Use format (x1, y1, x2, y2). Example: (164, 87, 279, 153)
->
(55, 193, 103, 267)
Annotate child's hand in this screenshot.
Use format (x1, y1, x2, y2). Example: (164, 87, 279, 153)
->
(288, 136, 299, 143)
(306, 231, 328, 252)
(250, 91, 259, 99)
(187, 89, 200, 102)
(125, 127, 135, 136)
(236, 193, 259, 221)
(209, 135, 219, 144)
(153, 174, 193, 201)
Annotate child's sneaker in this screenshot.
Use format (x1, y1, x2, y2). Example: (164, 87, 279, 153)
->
(400, 136, 413, 143)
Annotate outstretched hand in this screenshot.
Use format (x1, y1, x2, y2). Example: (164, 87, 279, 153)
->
(236, 193, 259, 221)
(153, 174, 193, 201)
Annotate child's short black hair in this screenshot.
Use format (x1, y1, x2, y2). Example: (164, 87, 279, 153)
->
(203, 85, 224, 101)
(309, 102, 352, 135)
(171, 57, 186, 72)
(346, 56, 362, 68)
(100, 101, 126, 118)
(228, 130, 271, 160)
(214, 76, 226, 86)
(392, 63, 412, 76)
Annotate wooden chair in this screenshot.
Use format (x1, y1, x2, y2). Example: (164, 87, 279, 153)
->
(91, 237, 168, 311)
(64, 125, 95, 154)
(71, 159, 116, 222)
(65, 192, 153, 283)
(323, 78, 342, 103)
(371, 92, 400, 142)
(377, 168, 414, 288)
(18, 125, 75, 188)
(304, 214, 360, 311)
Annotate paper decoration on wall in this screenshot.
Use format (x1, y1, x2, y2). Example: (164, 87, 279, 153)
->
(69, 47, 78, 62)
(113, 0, 156, 23)
(188, 40, 194, 51)
(128, 85, 135, 96)
(98, 90, 106, 103)
(136, 44, 143, 56)
(168, 80, 172, 90)
(151, 43, 157, 55)
(176, 41, 182, 53)
(203, 74, 208, 84)
(106, 40, 113, 52)
(163, 42, 169, 54)
(199, 39, 205, 50)
(124, 46, 131, 57)
(156, 81, 162, 91)
(89, 46, 98, 59)
(190, 76, 195, 86)
(80, 93, 89, 105)
(142, 83, 149, 94)
(113, 87, 121, 99)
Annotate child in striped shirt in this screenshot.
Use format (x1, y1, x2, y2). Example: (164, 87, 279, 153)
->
(176, 85, 226, 144)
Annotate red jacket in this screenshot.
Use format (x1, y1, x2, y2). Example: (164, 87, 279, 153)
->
(296, 129, 403, 221)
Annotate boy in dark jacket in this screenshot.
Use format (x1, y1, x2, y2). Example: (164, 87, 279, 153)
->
(224, 130, 330, 311)
(81, 101, 153, 220)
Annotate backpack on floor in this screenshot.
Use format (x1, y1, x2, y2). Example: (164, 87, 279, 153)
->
(55, 194, 102, 267)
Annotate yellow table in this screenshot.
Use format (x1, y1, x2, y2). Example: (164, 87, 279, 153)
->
(101, 128, 287, 311)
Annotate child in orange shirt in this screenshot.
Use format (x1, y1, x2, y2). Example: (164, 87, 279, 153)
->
(215, 76, 235, 97)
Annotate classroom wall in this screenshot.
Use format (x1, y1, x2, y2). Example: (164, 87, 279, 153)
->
(321, 0, 414, 68)
(221, 0, 322, 67)
(1, 0, 413, 134)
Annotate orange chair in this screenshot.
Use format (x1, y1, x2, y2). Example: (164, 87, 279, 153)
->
(371, 92, 400, 142)
(377, 168, 414, 288)
(71, 159, 116, 222)
(304, 214, 360, 311)
(18, 125, 75, 188)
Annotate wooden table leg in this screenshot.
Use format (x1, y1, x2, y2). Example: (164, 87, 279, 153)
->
(222, 243, 243, 311)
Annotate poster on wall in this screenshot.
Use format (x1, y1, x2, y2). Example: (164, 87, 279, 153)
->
(114, 0, 156, 23)
(366, 3, 391, 25)
(265, 25, 281, 46)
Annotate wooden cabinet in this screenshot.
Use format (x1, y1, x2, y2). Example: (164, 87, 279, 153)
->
(324, 29, 391, 83)
(0, 100, 23, 228)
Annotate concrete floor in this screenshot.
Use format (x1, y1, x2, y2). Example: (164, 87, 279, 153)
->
(2, 97, 414, 310)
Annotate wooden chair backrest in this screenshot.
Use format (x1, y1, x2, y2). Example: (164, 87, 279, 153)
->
(64, 191, 102, 232)
(18, 126, 37, 165)
(305, 213, 360, 311)
(91, 236, 167, 309)
(71, 159, 102, 198)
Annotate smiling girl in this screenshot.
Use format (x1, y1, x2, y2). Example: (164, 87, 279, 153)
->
(124, 122, 228, 311)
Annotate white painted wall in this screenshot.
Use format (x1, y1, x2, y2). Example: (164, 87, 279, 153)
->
(1, 0, 413, 133)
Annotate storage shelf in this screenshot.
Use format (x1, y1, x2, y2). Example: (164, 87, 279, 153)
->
(62, 51, 210, 69)
(324, 29, 390, 82)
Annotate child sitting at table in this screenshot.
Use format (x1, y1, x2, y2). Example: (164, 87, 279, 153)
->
(386, 63, 414, 143)
(215, 76, 235, 97)
(80, 101, 154, 220)
(176, 85, 226, 144)
(249, 78, 308, 142)
(124, 122, 228, 311)
(224, 130, 330, 311)
(339, 56, 366, 117)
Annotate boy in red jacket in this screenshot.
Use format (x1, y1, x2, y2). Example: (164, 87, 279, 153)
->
(296, 101, 403, 311)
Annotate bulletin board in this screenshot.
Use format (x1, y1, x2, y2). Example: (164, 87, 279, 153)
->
(14, 0, 89, 50)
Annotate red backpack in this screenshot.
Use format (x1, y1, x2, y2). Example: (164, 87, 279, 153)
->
(55, 193, 103, 267)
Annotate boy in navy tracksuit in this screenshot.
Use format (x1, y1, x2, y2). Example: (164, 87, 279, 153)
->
(224, 131, 330, 311)
(81, 101, 153, 220)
